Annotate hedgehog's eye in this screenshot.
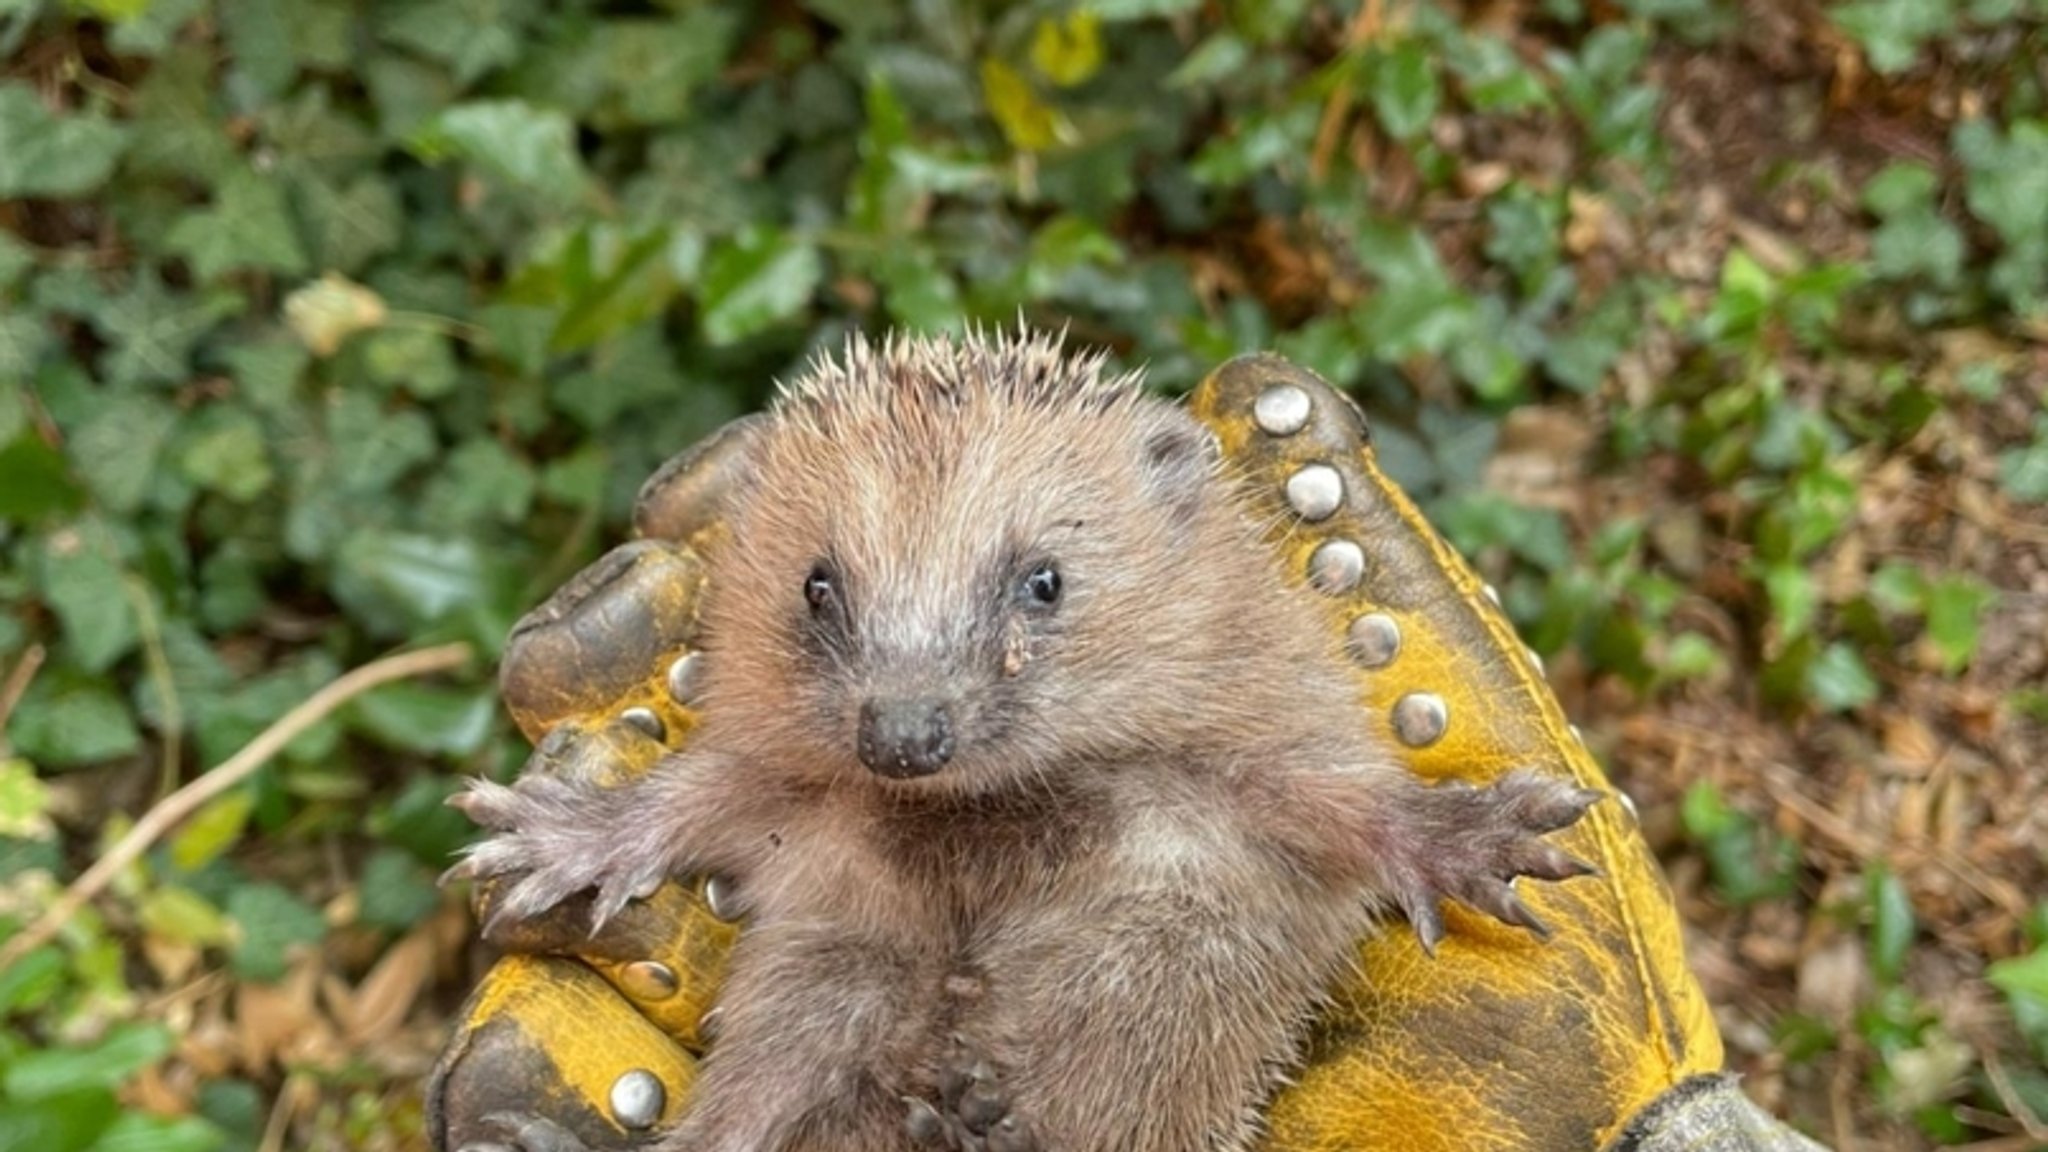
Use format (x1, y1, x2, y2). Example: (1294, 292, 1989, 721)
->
(1021, 563, 1062, 607)
(804, 564, 837, 613)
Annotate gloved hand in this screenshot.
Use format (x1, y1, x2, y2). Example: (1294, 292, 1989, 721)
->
(427, 354, 1815, 1152)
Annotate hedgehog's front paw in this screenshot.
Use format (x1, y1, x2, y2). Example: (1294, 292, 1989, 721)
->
(1392, 770, 1602, 953)
(446, 775, 670, 935)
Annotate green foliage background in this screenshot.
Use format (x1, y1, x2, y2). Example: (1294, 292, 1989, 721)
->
(2, 0, 2046, 1149)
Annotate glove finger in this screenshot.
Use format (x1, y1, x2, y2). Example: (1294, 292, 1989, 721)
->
(634, 411, 769, 544)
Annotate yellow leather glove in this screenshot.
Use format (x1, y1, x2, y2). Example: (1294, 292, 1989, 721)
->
(429, 355, 1787, 1152)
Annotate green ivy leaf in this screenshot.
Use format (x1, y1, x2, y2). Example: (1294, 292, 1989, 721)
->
(357, 847, 443, 930)
(2, 1023, 172, 1100)
(1923, 574, 1993, 673)
(217, 0, 296, 96)
(82, 273, 243, 389)
(0, 943, 64, 1013)
(0, 381, 22, 442)
(1871, 207, 1965, 287)
(1868, 562, 1927, 614)
(1435, 492, 1572, 571)
(1868, 865, 1917, 985)
(543, 225, 683, 353)
(218, 0, 351, 98)
(0, 757, 53, 840)
(2001, 416, 2048, 502)
(0, 433, 86, 525)
(167, 168, 311, 282)
(551, 323, 682, 428)
(1167, 33, 1249, 89)
(422, 439, 537, 528)
(137, 885, 235, 950)
(122, 50, 235, 183)
(227, 884, 328, 982)
(34, 527, 139, 673)
(377, 0, 528, 86)
(294, 174, 403, 275)
(1446, 29, 1550, 113)
(1484, 185, 1563, 290)
(1661, 631, 1726, 683)
(348, 683, 496, 756)
(1188, 104, 1316, 186)
(477, 303, 553, 377)
(0, 83, 128, 199)
(1832, 0, 1957, 74)
(412, 99, 594, 210)
(0, 1089, 118, 1152)
(362, 53, 458, 141)
(1954, 118, 2048, 300)
(981, 58, 1063, 152)
(1761, 561, 1819, 643)
(176, 406, 274, 502)
(0, 228, 32, 288)
(282, 391, 431, 561)
(1087, 0, 1202, 18)
(64, 393, 180, 514)
(167, 789, 256, 873)
(333, 529, 488, 624)
(697, 227, 823, 346)
(1990, 946, 2048, 1001)
(187, 653, 340, 769)
(88, 1112, 226, 1152)
(103, 0, 209, 57)
(327, 391, 436, 494)
(1862, 162, 1940, 216)
(8, 672, 141, 767)
(222, 339, 310, 414)
(260, 87, 378, 176)
(1368, 39, 1440, 141)
(1806, 641, 1879, 711)
(1680, 780, 1798, 904)
(0, 311, 53, 382)
(875, 249, 963, 330)
(362, 328, 460, 399)
(371, 774, 474, 867)
(1030, 12, 1105, 88)
(586, 13, 740, 126)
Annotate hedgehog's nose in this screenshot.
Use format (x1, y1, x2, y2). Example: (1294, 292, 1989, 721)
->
(858, 698, 956, 778)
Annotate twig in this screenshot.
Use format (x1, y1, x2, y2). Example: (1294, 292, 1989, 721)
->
(259, 1071, 300, 1152)
(0, 642, 472, 972)
(1983, 1052, 2048, 1143)
(0, 643, 47, 748)
(1953, 1137, 2047, 1152)
(1309, 0, 1386, 183)
(121, 571, 182, 796)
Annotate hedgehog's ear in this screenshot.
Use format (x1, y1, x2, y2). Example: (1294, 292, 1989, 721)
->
(1137, 407, 1220, 529)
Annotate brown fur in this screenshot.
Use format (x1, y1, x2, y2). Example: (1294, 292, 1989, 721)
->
(455, 330, 1598, 1152)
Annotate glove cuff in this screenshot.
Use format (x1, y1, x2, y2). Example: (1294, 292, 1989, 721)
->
(1604, 1075, 1830, 1152)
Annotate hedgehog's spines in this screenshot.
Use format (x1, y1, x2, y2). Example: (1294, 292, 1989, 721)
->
(771, 327, 1141, 433)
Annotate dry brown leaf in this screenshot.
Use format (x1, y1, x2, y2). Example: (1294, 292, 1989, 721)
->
(182, 1000, 240, 1080)
(1880, 714, 1941, 777)
(1485, 405, 1595, 509)
(1795, 932, 1867, 1026)
(1564, 188, 1614, 256)
(1730, 216, 1804, 274)
(341, 928, 438, 1047)
(233, 958, 323, 1074)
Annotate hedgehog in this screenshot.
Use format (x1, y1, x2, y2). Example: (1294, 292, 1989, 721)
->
(452, 330, 1600, 1152)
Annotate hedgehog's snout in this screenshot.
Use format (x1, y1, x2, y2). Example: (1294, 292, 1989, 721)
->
(857, 697, 956, 778)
